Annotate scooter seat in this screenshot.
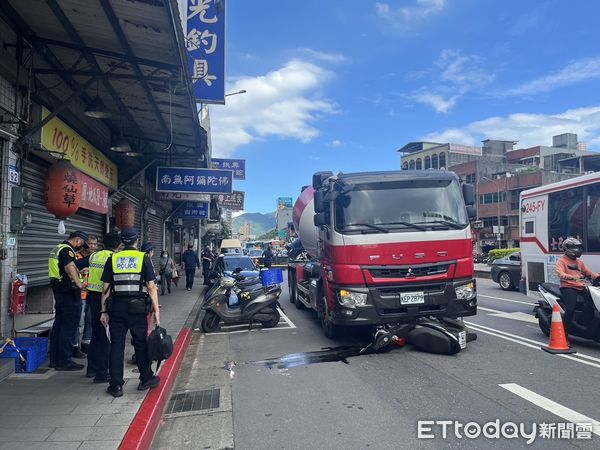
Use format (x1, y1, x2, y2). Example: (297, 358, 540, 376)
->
(541, 282, 562, 298)
(237, 277, 261, 288)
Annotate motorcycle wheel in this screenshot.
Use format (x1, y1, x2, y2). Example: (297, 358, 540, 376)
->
(538, 316, 550, 337)
(261, 309, 280, 328)
(202, 311, 221, 333)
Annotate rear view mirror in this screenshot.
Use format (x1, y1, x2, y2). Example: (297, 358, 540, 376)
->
(462, 183, 475, 206)
(466, 206, 477, 220)
(234, 267, 243, 274)
(314, 212, 329, 227)
(313, 171, 333, 190)
(314, 189, 325, 213)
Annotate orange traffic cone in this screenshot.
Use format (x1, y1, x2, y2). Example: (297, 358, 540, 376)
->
(542, 304, 576, 354)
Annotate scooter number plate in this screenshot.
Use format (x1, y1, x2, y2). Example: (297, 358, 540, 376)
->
(400, 292, 425, 305)
(458, 331, 467, 349)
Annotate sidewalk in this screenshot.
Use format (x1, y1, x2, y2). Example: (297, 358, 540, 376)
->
(474, 263, 492, 279)
(0, 280, 204, 450)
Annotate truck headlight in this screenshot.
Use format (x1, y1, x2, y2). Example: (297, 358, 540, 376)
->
(455, 282, 476, 300)
(338, 290, 368, 307)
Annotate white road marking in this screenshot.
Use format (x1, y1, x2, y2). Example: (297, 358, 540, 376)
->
(208, 308, 294, 335)
(499, 383, 600, 436)
(466, 322, 600, 369)
(478, 306, 538, 324)
(478, 294, 536, 306)
(277, 307, 297, 329)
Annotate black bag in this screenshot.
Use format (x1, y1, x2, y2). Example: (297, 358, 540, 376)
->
(147, 326, 173, 370)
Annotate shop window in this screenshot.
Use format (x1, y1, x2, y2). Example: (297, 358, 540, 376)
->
(432, 154, 438, 169)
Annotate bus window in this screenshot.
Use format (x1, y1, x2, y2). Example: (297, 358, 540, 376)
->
(548, 187, 584, 249)
(586, 183, 600, 252)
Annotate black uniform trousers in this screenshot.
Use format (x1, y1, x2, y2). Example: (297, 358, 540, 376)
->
(108, 297, 153, 387)
(203, 262, 211, 285)
(86, 291, 110, 380)
(49, 288, 82, 366)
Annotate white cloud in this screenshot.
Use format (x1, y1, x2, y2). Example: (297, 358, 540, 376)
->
(376, 0, 446, 29)
(423, 105, 600, 149)
(298, 48, 348, 64)
(330, 139, 343, 147)
(210, 59, 338, 156)
(504, 56, 600, 96)
(411, 50, 494, 113)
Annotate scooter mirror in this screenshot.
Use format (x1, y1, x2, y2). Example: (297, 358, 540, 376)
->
(233, 267, 243, 274)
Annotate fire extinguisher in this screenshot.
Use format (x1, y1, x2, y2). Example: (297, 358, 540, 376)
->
(10, 274, 28, 316)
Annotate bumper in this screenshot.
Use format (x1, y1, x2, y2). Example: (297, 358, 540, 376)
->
(331, 278, 477, 326)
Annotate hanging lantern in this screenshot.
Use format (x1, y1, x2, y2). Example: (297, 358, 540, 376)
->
(45, 160, 81, 232)
(114, 198, 136, 229)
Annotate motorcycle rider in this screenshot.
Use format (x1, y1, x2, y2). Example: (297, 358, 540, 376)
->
(555, 237, 599, 335)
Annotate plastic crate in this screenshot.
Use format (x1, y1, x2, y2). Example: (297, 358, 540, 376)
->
(260, 268, 284, 286)
(0, 337, 48, 373)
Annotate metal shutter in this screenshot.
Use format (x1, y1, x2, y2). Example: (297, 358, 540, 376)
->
(146, 213, 164, 267)
(18, 157, 105, 286)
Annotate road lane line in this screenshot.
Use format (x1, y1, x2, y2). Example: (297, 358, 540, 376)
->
(478, 306, 538, 324)
(277, 307, 297, 329)
(499, 383, 600, 436)
(478, 294, 536, 306)
(467, 322, 600, 369)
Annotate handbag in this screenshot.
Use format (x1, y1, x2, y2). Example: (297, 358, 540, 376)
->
(147, 326, 173, 370)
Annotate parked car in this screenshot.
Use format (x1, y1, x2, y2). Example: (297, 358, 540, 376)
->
(219, 239, 243, 254)
(248, 249, 264, 266)
(490, 251, 521, 291)
(210, 254, 259, 281)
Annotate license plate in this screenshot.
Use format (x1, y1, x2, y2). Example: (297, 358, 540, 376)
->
(458, 331, 467, 349)
(400, 291, 425, 305)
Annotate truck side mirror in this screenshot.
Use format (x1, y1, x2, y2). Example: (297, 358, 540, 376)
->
(466, 206, 477, 220)
(314, 189, 325, 213)
(313, 171, 334, 190)
(462, 183, 475, 206)
(314, 212, 329, 227)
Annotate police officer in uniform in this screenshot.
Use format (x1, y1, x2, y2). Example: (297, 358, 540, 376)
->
(85, 231, 121, 382)
(48, 231, 89, 370)
(100, 228, 160, 397)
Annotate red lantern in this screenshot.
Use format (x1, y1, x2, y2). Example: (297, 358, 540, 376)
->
(45, 160, 81, 219)
(114, 198, 136, 229)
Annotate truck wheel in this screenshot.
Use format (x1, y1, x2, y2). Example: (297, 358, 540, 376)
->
(320, 299, 338, 339)
(201, 311, 220, 333)
(261, 309, 281, 328)
(288, 272, 296, 304)
(498, 271, 514, 291)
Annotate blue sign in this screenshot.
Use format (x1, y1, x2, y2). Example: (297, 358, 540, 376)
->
(186, 0, 226, 104)
(211, 158, 245, 180)
(156, 166, 233, 194)
(174, 202, 209, 219)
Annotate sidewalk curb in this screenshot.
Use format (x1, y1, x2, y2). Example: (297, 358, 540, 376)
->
(119, 326, 192, 450)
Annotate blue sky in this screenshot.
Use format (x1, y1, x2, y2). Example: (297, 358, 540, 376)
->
(207, 0, 600, 213)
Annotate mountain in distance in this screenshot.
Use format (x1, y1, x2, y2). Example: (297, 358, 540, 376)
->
(233, 211, 276, 238)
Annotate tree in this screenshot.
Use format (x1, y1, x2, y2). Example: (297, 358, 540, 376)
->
(257, 229, 277, 241)
(220, 218, 232, 239)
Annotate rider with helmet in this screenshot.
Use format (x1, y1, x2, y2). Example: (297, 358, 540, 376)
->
(555, 237, 599, 335)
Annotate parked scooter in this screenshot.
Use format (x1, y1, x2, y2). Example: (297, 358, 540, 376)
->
(536, 279, 600, 342)
(201, 276, 282, 332)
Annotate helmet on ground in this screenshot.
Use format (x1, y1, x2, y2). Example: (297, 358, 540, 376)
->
(562, 237, 583, 259)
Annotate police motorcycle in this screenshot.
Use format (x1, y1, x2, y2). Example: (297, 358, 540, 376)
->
(536, 278, 600, 342)
(201, 272, 282, 332)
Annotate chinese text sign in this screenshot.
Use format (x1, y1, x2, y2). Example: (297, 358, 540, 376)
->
(156, 166, 233, 194)
(211, 158, 245, 180)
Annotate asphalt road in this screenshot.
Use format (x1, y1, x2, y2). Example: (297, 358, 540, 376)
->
(225, 277, 600, 449)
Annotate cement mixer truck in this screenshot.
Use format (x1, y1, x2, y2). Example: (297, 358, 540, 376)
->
(288, 170, 478, 345)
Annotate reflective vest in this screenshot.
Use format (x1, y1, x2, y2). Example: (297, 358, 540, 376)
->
(48, 243, 74, 280)
(87, 250, 113, 293)
(111, 249, 145, 297)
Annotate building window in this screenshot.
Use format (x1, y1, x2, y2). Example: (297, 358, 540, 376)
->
(479, 192, 507, 204)
(424, 156, 431, 169)
(432, 154, 438, 169)
(402, 161, 408, 170)
(465, 173, 476, 184)
(439, 152, 446, 169)
(416, 158, 422, 170)
(409, 160, 415, 170)
(548, 187, 584, 251)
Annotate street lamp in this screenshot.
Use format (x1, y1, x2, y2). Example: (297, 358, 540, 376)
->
(225, 89, 247, 97)
(481, 176, 502, 249)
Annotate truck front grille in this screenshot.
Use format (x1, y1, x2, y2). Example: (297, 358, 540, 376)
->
(370, 264, 450, 278)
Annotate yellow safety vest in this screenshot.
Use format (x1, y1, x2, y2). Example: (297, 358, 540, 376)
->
(111, 249, 145, 297)
(48, 243, 74, 280)
(87, 250, 113, 293)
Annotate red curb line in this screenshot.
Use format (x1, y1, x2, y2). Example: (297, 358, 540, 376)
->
(119, 327, 193, 450)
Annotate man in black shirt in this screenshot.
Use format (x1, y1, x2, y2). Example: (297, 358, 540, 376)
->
(100, 228, 160, 397)
(182, 244, 200, 291)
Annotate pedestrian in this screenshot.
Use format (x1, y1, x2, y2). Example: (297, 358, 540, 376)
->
(85, 232, 121, 382)
(182, 244, 200, 291)
(100, 228, 160, 397)
(74, 234, 98, 356)
(159, 250, 175, 295)
(49, 231, 88, 371)
(262, 245, 274, 269)
(202, 245, 213, 285)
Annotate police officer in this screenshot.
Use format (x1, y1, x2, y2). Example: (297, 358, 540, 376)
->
(85, 232, 121, 382)
(48, 231, 89, 370)
(100, 228, 160, 397)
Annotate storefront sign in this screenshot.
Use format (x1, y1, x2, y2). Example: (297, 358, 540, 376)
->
(156, 166, 233, 194)
(173, 202, 209, 219)
(215, 190, 244, 210)
(40, 107, 118, 189)
(186, 0, 226, 104)
(8, 165, 20, 185)
(277, 197, 293, 209)
(157, 192, 211, 202)
(211, 158, 245, 180)
(80, 173, 109, 214)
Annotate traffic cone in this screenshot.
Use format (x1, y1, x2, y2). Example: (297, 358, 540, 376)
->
(541, 304, 576, 354)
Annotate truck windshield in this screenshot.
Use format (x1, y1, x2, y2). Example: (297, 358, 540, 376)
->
(334, 179, 468, 234)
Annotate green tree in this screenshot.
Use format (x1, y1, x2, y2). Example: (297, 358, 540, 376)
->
(257, 229, 277, 241)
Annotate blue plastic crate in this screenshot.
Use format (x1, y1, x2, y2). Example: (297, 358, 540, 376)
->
(260, 268, 284, 286)
(0, 337, 48, 373)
